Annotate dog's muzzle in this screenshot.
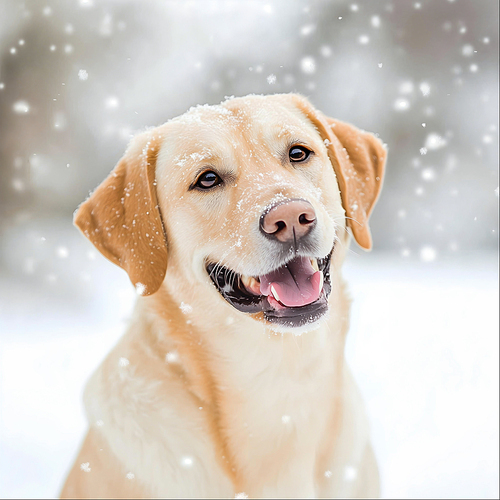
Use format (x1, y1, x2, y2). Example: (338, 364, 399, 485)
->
(206, 249, 333, 329)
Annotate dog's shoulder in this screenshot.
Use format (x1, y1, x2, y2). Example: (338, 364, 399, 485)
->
(81, 309, 234, 497)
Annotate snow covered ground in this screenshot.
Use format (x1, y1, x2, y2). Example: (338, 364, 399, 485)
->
(0, 246, 498, 498)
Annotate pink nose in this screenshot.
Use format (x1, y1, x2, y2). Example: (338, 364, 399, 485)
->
(260, 199, 316, 243)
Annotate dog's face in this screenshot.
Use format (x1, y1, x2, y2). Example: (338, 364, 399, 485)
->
(75, 94, 386, 331)
(155, 96, 342, 329)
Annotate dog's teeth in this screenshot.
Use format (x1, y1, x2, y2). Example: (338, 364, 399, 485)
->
(242, 275, 259, 292)
(318, 271, 324, 291)
(241, 275, 251, 287)
(270, 285, 280, 302)
(311, 258, 319, 272)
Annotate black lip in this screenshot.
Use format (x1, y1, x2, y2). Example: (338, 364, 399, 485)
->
(206, 249, 333, 328)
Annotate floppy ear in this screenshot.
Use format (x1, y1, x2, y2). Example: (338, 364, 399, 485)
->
(74, 129, 168, 295)
(292, 95, 387, 250)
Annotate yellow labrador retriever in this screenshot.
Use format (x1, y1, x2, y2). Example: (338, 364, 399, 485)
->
(60, 94, 386, 498)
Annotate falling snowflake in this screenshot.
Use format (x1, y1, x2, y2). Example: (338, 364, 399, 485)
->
(180, 302, 193, 314)
(166, 350, 179, 363)
(135, 282, 146, 295)
(300, 56, 316, 74)
(80, 462, 91, 472)
(281, 415, 291, 424)
(420, 246, 437, 263)
(461, 44, 474, 57)
(118, 357, 129, 367)
(235, 494, 248, 499)
(266, 74, 277, 85)
(180, 456, 194, 468)
(358, 34, 370, 45)
(393, 98, 410, 112)
(344, 465, 358, 481)
(126, 472, 135, 479)
(371, 15, 381, 28)
(300, 24, 316, 36)
(419, 82, 431, 96)
(421, 168, 436, 182)
(56, 246, 69, 258)
(324, 470, 333, 478)
(105, 96, 120, 109)
(320, 45, 332, 57)
(78, 69, 89, 81)
(399, 81, 414, 94)
(424, 133, 447, 151)
(13, 100, 30, 114)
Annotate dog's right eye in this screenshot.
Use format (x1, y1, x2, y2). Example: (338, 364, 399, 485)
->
(194, 171, 222, 190)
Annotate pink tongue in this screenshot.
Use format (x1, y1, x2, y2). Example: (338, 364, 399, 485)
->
(260, 256, 323, 307)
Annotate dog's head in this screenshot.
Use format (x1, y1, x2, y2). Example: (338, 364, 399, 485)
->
(75, 94, 386, 330)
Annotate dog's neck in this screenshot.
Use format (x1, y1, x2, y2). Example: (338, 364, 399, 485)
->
(144, 266, 350, 397)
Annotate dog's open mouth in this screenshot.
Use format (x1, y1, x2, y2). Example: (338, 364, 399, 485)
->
(206, 251, 332, 328)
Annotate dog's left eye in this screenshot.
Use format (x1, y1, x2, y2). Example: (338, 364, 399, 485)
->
(289, 145, 312, 163)
(195, 171, 222, 190)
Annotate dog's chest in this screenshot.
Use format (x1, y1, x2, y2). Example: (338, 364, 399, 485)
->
(209, 327, 340, 494)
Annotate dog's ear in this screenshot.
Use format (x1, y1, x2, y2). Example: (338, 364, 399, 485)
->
(74, 129, 168, 295)
(291, 95, 387, 250)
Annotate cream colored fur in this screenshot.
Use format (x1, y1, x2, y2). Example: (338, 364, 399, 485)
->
(61, 94, 384, 498)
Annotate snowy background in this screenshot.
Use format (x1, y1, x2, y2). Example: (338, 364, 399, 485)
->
(0, 0, 498, 498)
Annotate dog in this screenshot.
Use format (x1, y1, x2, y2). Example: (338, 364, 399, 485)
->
(60, 93, 386, 498)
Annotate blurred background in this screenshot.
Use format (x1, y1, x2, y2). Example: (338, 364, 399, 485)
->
(0, 0, 498, 498)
